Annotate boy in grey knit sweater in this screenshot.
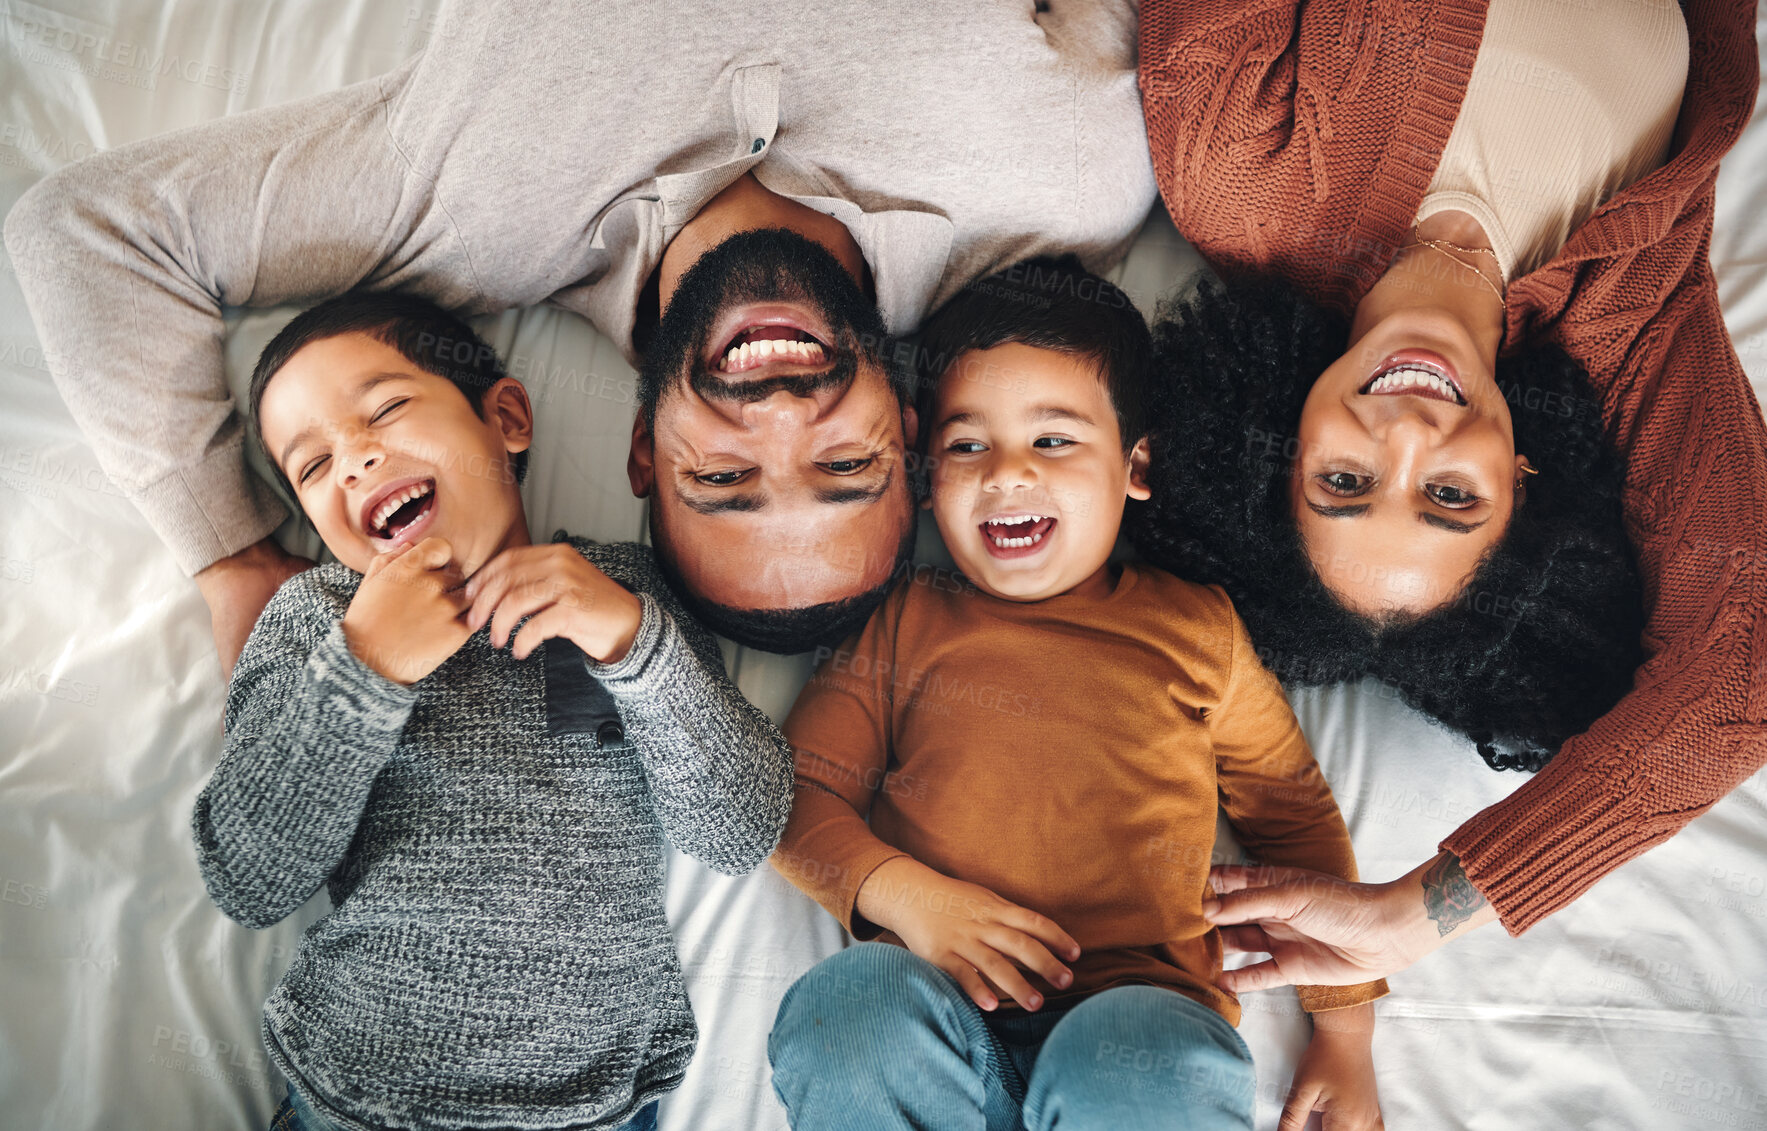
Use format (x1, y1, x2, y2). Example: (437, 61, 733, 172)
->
(192, 292, 794, 1131)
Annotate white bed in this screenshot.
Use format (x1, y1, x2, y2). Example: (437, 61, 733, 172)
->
(2, 3, 1764, 1128)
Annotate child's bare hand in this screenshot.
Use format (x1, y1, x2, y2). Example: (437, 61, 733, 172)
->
(1284, 1006, 1383, 1130)
(855, 857, 1081, 1012)
(342, 537, 472, 685)
(462, 543, 643, 664)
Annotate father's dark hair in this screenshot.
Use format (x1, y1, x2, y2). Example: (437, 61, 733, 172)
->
(648, 507, 918, 654)
(1132, 279, 1643, 772)
(247, 290, 527, 500)
(914, 254, 1152, 453)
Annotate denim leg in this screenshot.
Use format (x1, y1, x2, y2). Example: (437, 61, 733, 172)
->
(268, 1086, 339, 1131)
(768, 942, 1025, 1131)
(1021, 986, 1256, 1131)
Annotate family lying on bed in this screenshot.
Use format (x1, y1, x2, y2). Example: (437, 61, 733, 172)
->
(8, 0, 1764, 1128)
(200, 258, 1386, 1131)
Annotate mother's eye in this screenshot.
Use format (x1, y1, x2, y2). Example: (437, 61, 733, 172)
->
(1316, 471, 1370, 495)
(1426, 482, 1480, 508)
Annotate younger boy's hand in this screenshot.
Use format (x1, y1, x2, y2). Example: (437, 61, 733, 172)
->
(1284, 1005, 1383, 1130)
(463, 543, 643, 664)
(342, 537, 472, 685)
(856, 857, 1081, 1013)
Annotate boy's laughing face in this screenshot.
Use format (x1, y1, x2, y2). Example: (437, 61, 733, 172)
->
(257, 332, 533, 576)
(928, 343, 1150, 602)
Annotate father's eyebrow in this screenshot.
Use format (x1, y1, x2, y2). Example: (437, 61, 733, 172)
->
(1302, 499, 1487, 533)
(674, 487, 769, 515)
(276, 371, 412, 468)
(813, 467, 894, 505)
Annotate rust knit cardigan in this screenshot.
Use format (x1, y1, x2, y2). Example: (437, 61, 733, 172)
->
(1140, 0, 1767, 933)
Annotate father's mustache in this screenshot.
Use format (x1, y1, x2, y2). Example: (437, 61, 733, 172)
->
(690, 352, 857, 404)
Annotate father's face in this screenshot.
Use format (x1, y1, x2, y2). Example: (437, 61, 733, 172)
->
(629, 229, 917, 615)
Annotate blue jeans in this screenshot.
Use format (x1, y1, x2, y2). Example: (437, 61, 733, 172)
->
(768, 942, 1256, 1130)
(268, 1085, 660, 1131)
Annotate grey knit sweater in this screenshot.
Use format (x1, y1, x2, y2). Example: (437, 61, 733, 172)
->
(191, 537, 793, 1131)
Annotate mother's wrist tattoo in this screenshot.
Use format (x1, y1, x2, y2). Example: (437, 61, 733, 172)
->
(1421, 853, 1487, 937)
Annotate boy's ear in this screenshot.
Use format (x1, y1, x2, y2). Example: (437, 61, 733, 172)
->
(1126, 435, 1152, 501)
(486, 377, 534, 455)
(627, 412, 656, 497)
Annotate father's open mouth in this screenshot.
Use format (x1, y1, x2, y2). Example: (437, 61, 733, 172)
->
(702, 302, 837, 377)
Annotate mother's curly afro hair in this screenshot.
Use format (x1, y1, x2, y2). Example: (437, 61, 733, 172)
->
(1131, 280, 1644, 772)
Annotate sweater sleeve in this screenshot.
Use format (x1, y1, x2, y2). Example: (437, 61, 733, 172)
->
(1443, 264, 1767, 932)
(773, 588, 911, 939)
(191, 573, 418, 929)
(0, 56, 485, 576)
(1209, 596, 1389, 1012)
(573, 541, 794, 877)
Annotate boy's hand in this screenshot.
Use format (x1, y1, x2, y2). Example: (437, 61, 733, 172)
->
(341, 537, 472, 685)
(463, 543, 643, 664)
(855, 857, 1081, 1013)
(1284, 1005, 1383, 1130)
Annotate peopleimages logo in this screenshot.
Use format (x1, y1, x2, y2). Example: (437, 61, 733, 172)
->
(5, 11, 250, 94)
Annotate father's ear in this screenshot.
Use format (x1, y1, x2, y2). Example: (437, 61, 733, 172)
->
(1126, 435, 1153, 501)
(627, 412, 656, 497)
(901, 403, 918, 450)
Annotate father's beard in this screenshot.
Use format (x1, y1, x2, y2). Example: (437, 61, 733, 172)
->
(636, 228, 899, 415)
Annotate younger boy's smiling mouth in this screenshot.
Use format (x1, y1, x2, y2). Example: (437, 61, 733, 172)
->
(980, 513, 1057, 560)
(360, 476, 439, 550)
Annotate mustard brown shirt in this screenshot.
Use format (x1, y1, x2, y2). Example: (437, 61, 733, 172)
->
(777, 562, 1387, 1024)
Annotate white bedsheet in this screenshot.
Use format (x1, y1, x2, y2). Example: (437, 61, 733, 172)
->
(2, 3, 1764, 1129)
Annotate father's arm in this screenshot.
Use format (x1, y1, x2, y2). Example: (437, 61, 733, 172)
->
(2, 61, 479, 669)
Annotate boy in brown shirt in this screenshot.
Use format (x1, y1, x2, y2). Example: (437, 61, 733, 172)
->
(766, 258, 1388, 1131)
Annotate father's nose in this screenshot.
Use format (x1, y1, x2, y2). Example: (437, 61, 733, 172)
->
(738, 386, 824, 429)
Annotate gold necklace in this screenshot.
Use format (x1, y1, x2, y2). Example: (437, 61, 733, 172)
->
(1400, 237, 1507, 310)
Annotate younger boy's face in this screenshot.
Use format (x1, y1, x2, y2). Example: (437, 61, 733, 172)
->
(928, 343, 1150, 602)
(257, 332, 533, 577)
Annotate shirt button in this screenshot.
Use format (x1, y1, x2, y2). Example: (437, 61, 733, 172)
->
(751, 137, 766, 154)
(596, 720, 625, 747)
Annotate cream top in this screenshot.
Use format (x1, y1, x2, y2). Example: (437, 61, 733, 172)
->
(1417, 0, 1689, 282)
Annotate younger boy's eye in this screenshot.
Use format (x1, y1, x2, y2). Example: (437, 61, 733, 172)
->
(1033, 436, 1076, 449)
(946, 440, 986, 455)
(370, 398, 408, 423)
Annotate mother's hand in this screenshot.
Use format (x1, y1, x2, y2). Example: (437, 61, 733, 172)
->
(1203, 853, 1499, 991)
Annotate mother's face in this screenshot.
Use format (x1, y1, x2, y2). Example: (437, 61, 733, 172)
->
(1291, 306, 1529, 616)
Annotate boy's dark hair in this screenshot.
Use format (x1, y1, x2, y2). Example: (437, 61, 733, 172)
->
(247, 291, 528, 501)
(1131, 278, 1644, 772)
(914, 254, 1152, 454)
